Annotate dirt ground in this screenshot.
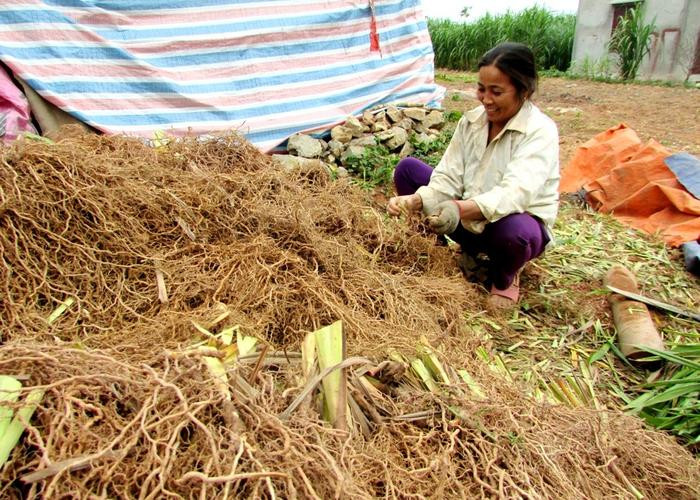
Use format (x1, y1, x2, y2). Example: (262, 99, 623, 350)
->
(439, 74, 700, 166)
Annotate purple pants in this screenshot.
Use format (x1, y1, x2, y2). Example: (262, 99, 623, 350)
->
(394, 157, 549, 289)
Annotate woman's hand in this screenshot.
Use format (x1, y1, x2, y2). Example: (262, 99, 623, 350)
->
(387, 194, 423, 217)
(426, 199, 485, 234)
(426, 200, 460, 234)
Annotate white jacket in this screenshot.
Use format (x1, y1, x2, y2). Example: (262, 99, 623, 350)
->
(416, 101, 560, 236)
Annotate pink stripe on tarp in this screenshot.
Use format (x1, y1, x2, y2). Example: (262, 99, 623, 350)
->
(63, 0, 358, 26)
(0, 0, 374, 25)
(0, 15, 414, 53)
(37, 55, 431, 112)
(12, 33, 430, 83)
(0, 0, 44, 4)
(0, 27, 107, 44)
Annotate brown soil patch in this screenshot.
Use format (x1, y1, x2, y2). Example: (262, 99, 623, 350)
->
(441, 75, 700, 165)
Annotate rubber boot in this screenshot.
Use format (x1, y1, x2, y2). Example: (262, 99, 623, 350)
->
(604, 265, 665, 368)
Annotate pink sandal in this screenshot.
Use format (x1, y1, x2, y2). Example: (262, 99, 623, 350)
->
(487, 274, 520, 310)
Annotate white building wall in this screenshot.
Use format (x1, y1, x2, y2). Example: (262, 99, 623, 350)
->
(680, 0, 700, 80)
(572, 0, 700, 81)
(571, 0, 616, 68)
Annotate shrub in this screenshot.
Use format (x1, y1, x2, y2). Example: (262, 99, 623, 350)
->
(608, 6, 656, 81)
(428, 7, 576, 72)
(409, 129, 452, 167)
(343, 145, 399, 190)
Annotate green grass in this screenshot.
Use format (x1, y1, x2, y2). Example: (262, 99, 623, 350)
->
(545, 71, 697, 89)
(409, 128, 453, 167)
(437, 69, 699, 90)
(434, 72, 477, 84)
(342, 112, 459, 190)
(343, 145, 399, 191)
(428, 7, 575, 72)
(499, 204, 699, 449)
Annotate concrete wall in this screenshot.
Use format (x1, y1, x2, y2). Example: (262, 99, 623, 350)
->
(572, 0, 700, 81)
(680, 0, 700, 80)
(571, 0, 616, 70)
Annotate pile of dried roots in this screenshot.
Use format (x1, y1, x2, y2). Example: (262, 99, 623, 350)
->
(1, 131, 698, 498)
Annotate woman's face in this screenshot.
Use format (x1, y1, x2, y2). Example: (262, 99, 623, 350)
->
(476, 64, 524, 127)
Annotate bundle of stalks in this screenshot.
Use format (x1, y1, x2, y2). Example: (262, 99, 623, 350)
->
(0, 130, 698, 498)
(0, 343, 362, 498)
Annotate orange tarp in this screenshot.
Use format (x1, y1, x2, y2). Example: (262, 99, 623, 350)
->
(560, 124, 700, 247)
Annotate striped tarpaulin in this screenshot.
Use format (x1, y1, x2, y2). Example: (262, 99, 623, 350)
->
(0, 0, 444, 151)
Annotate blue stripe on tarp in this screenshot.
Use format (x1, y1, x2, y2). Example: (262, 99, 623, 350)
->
(1, 1, 419, 41)
(24, 46, 432, 96)
(0, 23, 426, 66)
(665, 152, 700, 200)
(29, 72, 436, 127)
(41, 0, 399, 12)
(0, 8, 363, 35)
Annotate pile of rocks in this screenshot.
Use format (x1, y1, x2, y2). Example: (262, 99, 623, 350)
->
(273, 104, 446, 174)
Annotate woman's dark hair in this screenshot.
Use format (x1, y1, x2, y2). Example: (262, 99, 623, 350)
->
(478, 42, 537, 98)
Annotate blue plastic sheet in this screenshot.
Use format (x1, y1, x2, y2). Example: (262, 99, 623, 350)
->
(665, 152, 700, 200)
